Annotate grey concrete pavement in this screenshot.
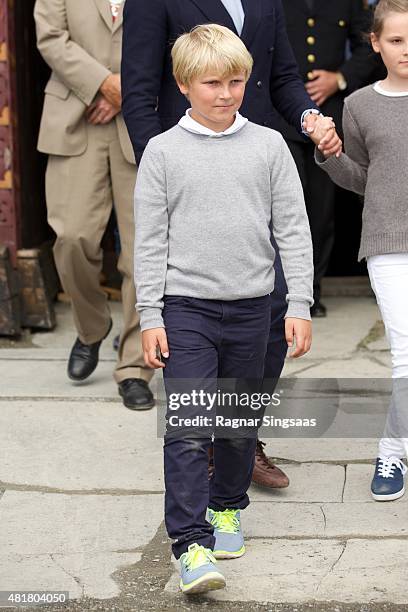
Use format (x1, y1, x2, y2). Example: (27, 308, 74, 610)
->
(1, 297, 406, 611)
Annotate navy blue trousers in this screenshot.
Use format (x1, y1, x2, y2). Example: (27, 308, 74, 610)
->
(264, 237, 288, 380)
(163, 293, 273, 558)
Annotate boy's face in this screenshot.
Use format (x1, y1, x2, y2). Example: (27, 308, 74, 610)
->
(178, 72, 246, 132)
(371, 12, 408, 82)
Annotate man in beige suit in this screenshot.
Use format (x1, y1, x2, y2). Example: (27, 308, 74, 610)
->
(34, 0, 154, 409)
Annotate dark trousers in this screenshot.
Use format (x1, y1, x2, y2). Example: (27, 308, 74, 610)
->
(287, 139, 335, 303)
(264, 236, 288, 380)
(162, 294, 272, 558)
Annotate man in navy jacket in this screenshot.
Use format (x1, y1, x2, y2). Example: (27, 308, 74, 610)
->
(121, 0, 341, 489)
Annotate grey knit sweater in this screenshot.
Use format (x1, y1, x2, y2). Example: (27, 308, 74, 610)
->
(134, 122, 314, 331)
(315, 84, 408, 261)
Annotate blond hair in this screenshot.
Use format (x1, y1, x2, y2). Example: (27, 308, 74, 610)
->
(372, 0, 408, 36)
(171, 24, 253, 85)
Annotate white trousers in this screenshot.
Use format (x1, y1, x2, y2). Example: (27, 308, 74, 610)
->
(367, 254, 408, 459)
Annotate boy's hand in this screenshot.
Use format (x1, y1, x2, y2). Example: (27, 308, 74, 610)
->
(142, 328, 169, 368)
(285, 318, 312, 358)
(304, 114, 342, 158)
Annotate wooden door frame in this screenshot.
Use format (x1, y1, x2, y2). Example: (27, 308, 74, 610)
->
(0, 0, 20, 264)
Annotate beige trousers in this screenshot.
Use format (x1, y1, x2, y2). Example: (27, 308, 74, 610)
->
(46, 121, 152, 384)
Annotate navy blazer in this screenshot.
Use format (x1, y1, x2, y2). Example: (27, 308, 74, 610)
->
(121, 0, 318, 162)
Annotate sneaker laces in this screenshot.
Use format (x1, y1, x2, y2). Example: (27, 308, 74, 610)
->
(377, 457, 407, 478)
(181, 543, 216, 571)
(209, 509, 240, 533)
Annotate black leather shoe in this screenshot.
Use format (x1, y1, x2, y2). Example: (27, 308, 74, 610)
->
(67, 319, 112, 381)
(118, 378, 155, 410)
(310, 301, 327, 318)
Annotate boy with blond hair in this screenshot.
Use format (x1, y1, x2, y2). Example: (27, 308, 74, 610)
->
(134, 24, 318, 594)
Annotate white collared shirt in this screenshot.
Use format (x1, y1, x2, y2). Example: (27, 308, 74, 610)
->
(178, 108, 248, 137)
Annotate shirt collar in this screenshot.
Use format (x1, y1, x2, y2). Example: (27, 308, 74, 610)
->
(373, 81, 408, 97)
(178, 108, 248, 137)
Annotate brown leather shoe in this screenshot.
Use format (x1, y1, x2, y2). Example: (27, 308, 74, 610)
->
(252, 440, 289, 488)
(208, 441, 289, 488)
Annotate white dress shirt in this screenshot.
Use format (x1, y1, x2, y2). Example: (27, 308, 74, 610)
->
(220, 0, 245, 35)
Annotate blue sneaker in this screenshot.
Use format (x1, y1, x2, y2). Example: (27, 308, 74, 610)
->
(179, 543, 226, 594)
(208, 508, 245, 559)
(371, 457, 407, 501)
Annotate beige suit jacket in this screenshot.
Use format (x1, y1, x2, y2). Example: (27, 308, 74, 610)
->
(34, 0, 135, 164)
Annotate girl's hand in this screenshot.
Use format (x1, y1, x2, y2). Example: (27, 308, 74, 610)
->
(285, 318, 312, 358)
(304, 114, 342, 158)
(142, 328, 169, 368)
(310, 115, 335, 142)
(318, 122, 343, 158)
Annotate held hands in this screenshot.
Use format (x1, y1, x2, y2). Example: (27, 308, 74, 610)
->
(99, 73, 122, 108)
(285, 317, 312, 358)
(303, 113, 342, 158)
(142, 328, 169, 369)
(86, 95, 120, 124)
(305, 70, 339, 106)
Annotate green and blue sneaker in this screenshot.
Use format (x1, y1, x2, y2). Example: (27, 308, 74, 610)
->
(179, 543, 226, 594)
(208, 508, 245, 559)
